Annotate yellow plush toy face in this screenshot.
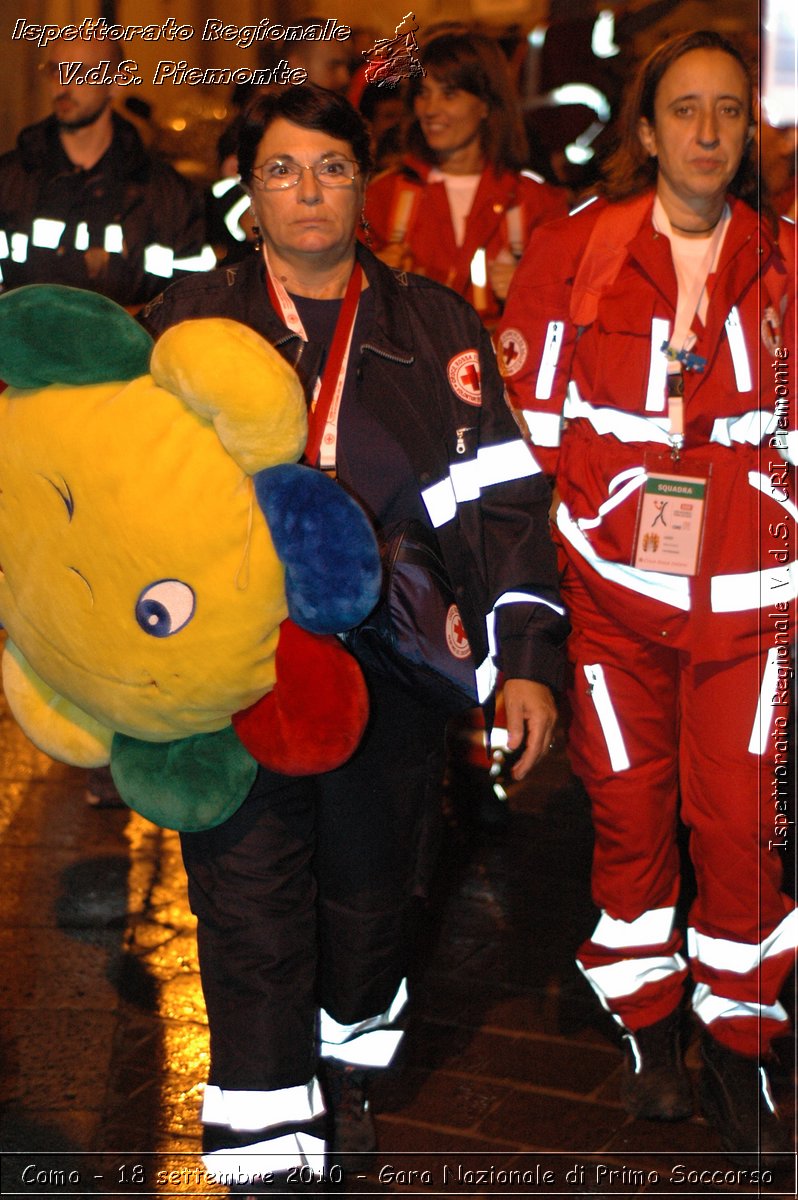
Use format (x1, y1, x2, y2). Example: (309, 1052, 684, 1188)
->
(0, 317, 308, 750)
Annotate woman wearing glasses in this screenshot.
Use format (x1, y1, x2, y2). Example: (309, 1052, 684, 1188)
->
(143, 85, 566, 1194)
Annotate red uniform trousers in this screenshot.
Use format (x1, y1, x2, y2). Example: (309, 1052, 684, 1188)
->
(565, 574, 795, 1058)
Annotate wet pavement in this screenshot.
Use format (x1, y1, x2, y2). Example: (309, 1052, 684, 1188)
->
(0, 656, 795, 1199)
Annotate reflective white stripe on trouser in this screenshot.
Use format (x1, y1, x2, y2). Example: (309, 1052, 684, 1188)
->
(421, 438, 541, 528)
(725, 306, 752, 392)
(535, 320, 565, 400)
(203, 1130, 325, 1182)
(710, 409, 779, 449)
(31, 217, 65, 249)
(563, 381, 671, 444)
(320, 978, 408, 1067)
(645, 318, 670, 411)
(583, 663, 630, 771)
(688, 908, 798, 975)
(576, 953, 687, 1023)
(144, 243, 175, 278)
(691, 984, 788, 1031)
(521, 408, 562, 447)
(557, 500, 691, 609)
(202, 1078, 324, 1132)
(592, 906, 677, 949)
(748, 647, 780, 755)
(711, 472, 798, 610)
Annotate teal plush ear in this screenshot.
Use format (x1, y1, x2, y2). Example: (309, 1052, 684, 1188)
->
(0, 284, 153, 387)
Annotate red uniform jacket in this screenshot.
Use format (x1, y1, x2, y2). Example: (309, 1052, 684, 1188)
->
(364, 156, 567, 325)
(498, 192, 796, 657)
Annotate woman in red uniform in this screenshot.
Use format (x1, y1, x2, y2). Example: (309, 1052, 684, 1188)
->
(499, 31, 795, 1166)
(364, 30, 566, 328)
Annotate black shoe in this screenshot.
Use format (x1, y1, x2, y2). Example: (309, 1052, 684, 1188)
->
(320, 1060, 377, 1172)
(699, 1034, 793, 1168)
(620, 1012, 693, 1121)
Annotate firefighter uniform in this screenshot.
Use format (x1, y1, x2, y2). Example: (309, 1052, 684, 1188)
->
(498, 191, 797, 1057)
(364, 155, 567, 326)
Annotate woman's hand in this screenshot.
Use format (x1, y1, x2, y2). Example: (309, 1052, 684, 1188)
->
(502, 678, 558, 780)
(487, 252, 517, 301)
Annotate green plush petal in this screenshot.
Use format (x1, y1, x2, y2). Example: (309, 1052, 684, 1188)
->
(110, 726, 258, 832)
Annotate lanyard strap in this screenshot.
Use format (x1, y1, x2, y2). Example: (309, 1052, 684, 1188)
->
(265, 250, 362, 468)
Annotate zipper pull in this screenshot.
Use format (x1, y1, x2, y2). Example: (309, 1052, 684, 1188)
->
(455, 426, 473, 455)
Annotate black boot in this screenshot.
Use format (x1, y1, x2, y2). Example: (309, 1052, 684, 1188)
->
(620, 1011, 693, 1120)
(699, 1034, 793, 1169)
(320, 1060, 377, 1172)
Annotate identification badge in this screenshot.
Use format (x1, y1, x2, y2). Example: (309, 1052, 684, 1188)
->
(633, 455, 711, 576)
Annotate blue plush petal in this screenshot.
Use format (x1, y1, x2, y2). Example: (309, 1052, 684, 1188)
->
(254, 464, 381, 634)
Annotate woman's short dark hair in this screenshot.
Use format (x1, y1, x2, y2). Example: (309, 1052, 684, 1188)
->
(600, 30, 759, 210)
(238, 84, 373, 187)
(405, 32, 529, 173)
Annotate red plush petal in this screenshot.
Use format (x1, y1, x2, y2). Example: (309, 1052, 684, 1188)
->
(232, 619, 369, 774)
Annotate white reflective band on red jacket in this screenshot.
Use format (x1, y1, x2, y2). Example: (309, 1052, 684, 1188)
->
(564, 382, 672, 444)
(520, 408, 563, 446)
(688, 908, 798, 974)
(724, 305, 753, 392)
(772, 428, 798, 465)
(593, 905, 677, 948)
(711, 472, 798, 611)
(203, 1130, 325, 1182)
(556, 499, 692, 609)
(710, 409, 780, 448)
(202, 1078, 324, 1132)
(691, 985, 789, 1031)
(319, 978, 407, 1067)
(420, 437, 541, 528)
(646, 318, 670, 411)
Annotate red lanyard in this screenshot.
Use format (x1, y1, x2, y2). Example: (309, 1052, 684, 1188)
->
(265, 250, 362, 468)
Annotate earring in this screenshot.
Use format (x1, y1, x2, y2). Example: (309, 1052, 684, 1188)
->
(251, 222, 262, 251)
(359, 212, 373, 248)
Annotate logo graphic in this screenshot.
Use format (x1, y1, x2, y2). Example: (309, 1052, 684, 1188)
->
(448, 350, 482, 405)
(498, 328, 527, 377)
(363, 12, 424, 87)
(445, 605, 471, 659)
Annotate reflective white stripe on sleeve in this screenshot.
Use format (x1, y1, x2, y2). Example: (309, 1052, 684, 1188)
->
(475, 653, 499, 704)
(10, 233, 28, 262)
(748, 647, 780, 755)
(320, 978, 407, 1066)
(592, 906, 676, 950)
(74, 221, 89, 251)
(563, 381, 671, 444)
(485, 588, 568, 661)
(224, 192, 251, 242)
(521, 409, 562, 446)
(31, 217, 65, 249)
(0, 230, 8, 258)
(202, 1079, 324, 1132)
(103, 223, 124, 253)
(725, 306, 752, 392)
(173, 245, 217, 272)
(577, 952, 687, 1002)
(645, 318, 670, 412)
(691, 983, 788, 1029)
(577, 466, 646, 531)
(688, 909, 798, 974)
(710, 409, 778, 448)
(421, 439, 541, 529)
(557, 500, 692, 609)
(203, 1130, 325, 1181)
(144, 243, 175, 278)
(711, 472, 798, 611)
(584, 663, 630, 771)
(535, 320, 565, 400)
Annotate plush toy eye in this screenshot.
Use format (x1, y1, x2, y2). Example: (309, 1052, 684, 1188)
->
(135, 580, 195, 638)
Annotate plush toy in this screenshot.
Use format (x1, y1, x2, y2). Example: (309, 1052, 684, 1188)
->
(0, 285, 381, 831)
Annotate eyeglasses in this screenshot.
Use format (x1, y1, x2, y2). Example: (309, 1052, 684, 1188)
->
(251, 156, 361, 190)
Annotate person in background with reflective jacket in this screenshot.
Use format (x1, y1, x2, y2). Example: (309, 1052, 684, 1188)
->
(0, 34, 211, 308)
(499, 30, 795, 1168)
(364, 30, 567, 330)
(142, 85, 567, 1195)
